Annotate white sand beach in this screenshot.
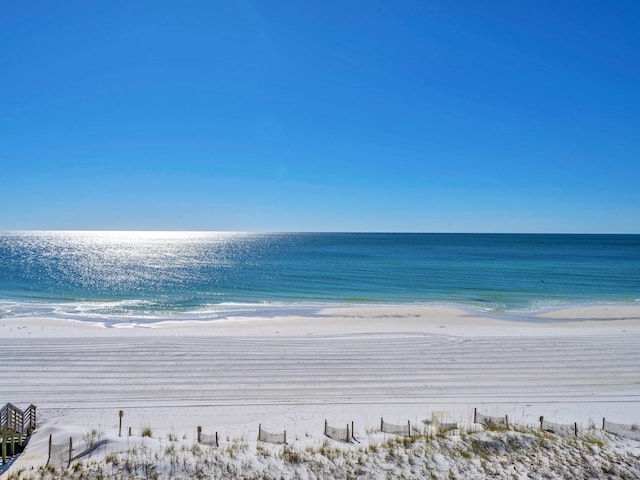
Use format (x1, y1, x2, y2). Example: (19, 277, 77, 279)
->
(2, 305, 640, 479)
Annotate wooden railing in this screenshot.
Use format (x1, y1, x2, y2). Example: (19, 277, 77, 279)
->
(0, 403, 37, 437)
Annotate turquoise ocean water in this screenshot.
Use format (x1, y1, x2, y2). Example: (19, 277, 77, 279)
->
(0, 231, 638, 322)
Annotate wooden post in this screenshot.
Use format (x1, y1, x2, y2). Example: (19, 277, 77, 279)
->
(48, 434, 52, 461)
(505, 415, 509, 429)
(119, 410, 124, 437)
(215, 431, 219, 447)
(381, 417, 384, 431)
(539, 416, 544, 430)
(408, 420, 411, 436)
(30, 405, 37, 433)
(352, 421, 354, 440)
(474, 408, 477, 424)
(346, 424, 350, 442)
(602, 417, 606, 430)
(324, 419, 328, 437)
(128, 427, 132, 437)
(258, 424, 261, 441)
(284, 430, 287, 445)
(574, 423, 578, 437)
(68, 437, 73, 466)
(197, 426, 202, 443)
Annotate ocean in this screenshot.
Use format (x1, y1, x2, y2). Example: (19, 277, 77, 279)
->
(0, 231, 638, 322)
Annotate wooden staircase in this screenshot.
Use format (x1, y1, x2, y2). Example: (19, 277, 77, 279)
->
(1, 403, 37, 466)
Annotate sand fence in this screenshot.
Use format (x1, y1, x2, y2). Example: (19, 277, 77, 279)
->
(324, 420, 357, 443)
(474, 408, 509, 430)
(539, 416, 579, 437)
(430, 412, 458, 434)
(475, 409, 640, 442)
(602, 418, 640, 442)
(47, 435, 109, 467)
(474, 409, 578, 437)
(47, 437, 73, 466)
(258, 424, 287, 445)
(380, 418, 412, 437)
(40, 407, 640, 469)
(197, 427, 219, 447)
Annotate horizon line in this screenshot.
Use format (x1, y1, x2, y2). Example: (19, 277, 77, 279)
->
(1, 229, 638, 235)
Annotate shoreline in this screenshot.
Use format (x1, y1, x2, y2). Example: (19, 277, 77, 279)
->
(2, 298, 639, 324)
(2, 304, 640, 338)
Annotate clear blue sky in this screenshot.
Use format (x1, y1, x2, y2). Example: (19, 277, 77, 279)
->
(1, 1, 639, 232)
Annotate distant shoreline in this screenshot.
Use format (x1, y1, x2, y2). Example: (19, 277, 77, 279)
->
(3, 303, 640, 337)
(2, 299, 640, 326)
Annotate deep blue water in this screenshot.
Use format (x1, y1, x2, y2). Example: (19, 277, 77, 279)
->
(0, 231, 638, 321)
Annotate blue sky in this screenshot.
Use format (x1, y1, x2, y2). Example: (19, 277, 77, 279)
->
(1, 0, 639, 232)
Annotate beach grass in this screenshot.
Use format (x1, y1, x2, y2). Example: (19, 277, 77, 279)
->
(5, 424, 639, 479)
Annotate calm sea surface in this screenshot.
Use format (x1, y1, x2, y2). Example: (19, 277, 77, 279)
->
(0, 231, 638, 321)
